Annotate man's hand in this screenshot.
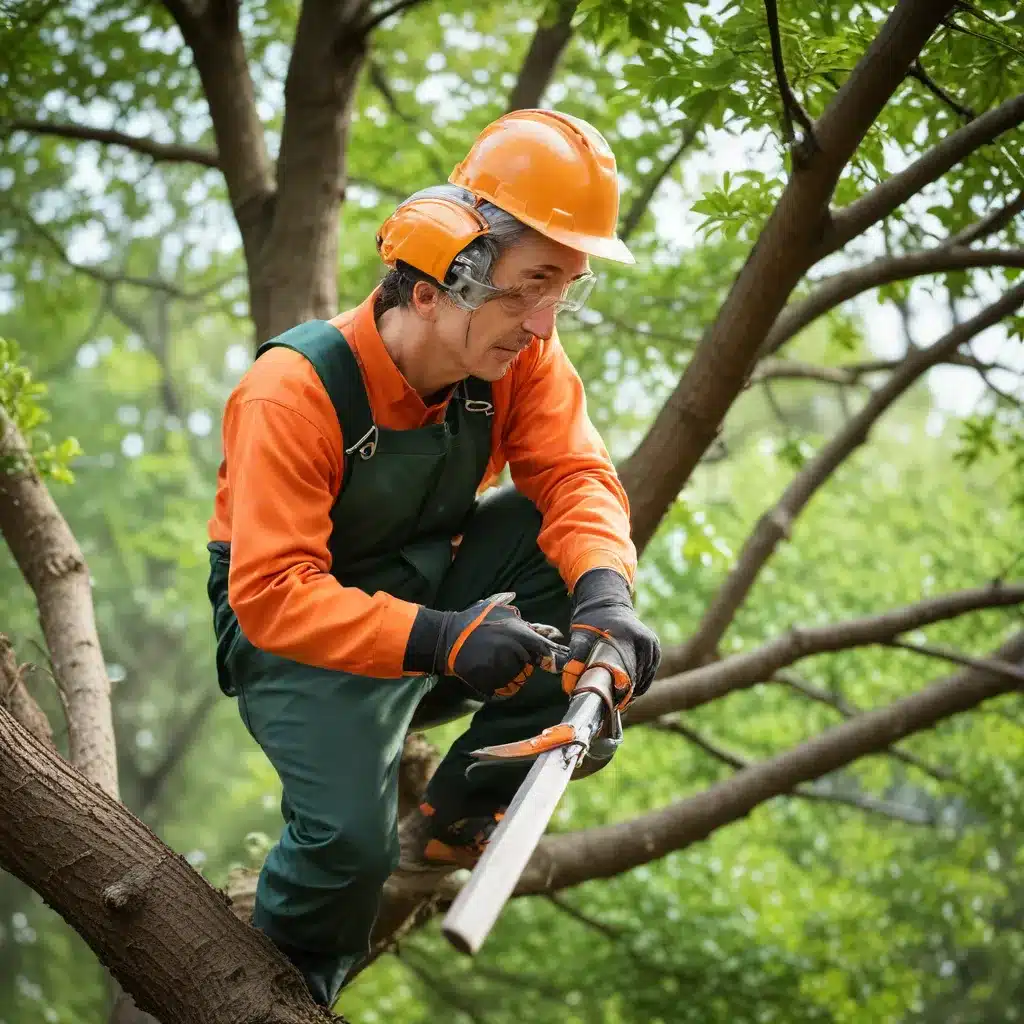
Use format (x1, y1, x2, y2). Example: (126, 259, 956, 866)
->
(561, 569, 660, 709)
(405, 593, 569, 701)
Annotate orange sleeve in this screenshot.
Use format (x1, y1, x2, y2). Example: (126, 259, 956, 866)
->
(222, 363, 419, 678)
(499, 331, 637, 591)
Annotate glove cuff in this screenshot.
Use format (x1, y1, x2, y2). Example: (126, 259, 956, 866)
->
(572, 567, 633, 607)
(404, 606, 449, 675)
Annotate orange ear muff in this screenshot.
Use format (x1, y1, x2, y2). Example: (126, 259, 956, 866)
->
(376, 196, 490, 283)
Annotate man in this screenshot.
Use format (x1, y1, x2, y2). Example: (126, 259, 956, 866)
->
(206, 108, 661, 1008)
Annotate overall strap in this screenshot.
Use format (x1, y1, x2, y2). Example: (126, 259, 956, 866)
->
(256, 320, 375, 492)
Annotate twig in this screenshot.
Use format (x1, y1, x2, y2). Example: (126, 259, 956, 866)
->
(949, 191, 1024, 247)
(774, 669, 957, 783)
(358, 0, 427, 36)
(635, 581, 1024, 722)
(885, 638, 1024, 684)
(649, 719, 746, 769)
(946, 16, 1024, 63)
(396, 949, 490, 1023)
(908, 60, 975, 121)
(763, 0, 817, 162)
(653, 715, 939, 825)
(621, 119, 703, 241)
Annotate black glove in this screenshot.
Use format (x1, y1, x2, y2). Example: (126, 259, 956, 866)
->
(561, 568, 660, 709)
(404, 592, 569, 701)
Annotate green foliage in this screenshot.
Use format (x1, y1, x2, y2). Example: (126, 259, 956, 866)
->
(0, 337, 82, 481)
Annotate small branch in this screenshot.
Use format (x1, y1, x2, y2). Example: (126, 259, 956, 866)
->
(654, 716, 939, 825)
(678, 280, 1024, 669)
(763, 0, 817, 160)
(367, 59, 415, 125)
(4, 118, 221, 167)
(136, 692, 219, 819)
(795, 783, 936, 826)
(649, 719, 747, 769)
(505, 0, 580, 112)
(752, 351, 1004, 387)
(774, 669, 958, 783)
(517, 631, 1024, 893)
(545, 892, 625, 940)
(946, 16, 1024, 64)
(886, 638, 1024, 684)
(396, 949, 490, 1024)
(761, 246, 1024, 357)
(908, 60, 975, 121)
(0, 635, 53, 749)
(620, 119, 703, 241)
(639, 581, 1024, 722)
(819, 91, 1024, 259)
(358, 0, 428, 37)
(950, 191, 1024, 247)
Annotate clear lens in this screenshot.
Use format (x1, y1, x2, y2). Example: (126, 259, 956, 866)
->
(447, 266, 597, 316)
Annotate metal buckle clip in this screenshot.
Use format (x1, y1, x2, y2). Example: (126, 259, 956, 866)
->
(345, 424, 378, 461)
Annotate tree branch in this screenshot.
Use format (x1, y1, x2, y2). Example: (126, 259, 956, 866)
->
(637, 581, 1024, 723)
(157, 0, 276, 261)
(908, 59, 975, 120)
(773, 669, 957, 783)
(4, 118, 220, 166)
(949, 191, 1024, 247)
(0, 408, 118, 797)
(253, 0, 367, 339)
(675, 280, 1024, 669)
(763, 0, 817, 160)
(760, 246, 1024, 357)
(619, 0, 958, 552)
(0, 634, 53, 749)
(505, 0, 580, 112)
(654, 715, 941, 824)
(885, 638, 1024, 684)
(136, 693, 219, 819)
(819, 90, 1024, 259)
(516, 631, 1024, 893)
(620, 119, 703, 242)
(358, 0, 428, 36)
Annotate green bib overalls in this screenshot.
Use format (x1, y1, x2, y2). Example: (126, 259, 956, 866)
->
(206, 321, 572, 1004)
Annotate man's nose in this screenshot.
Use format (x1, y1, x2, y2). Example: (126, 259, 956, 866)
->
(522, 302, 557, 341)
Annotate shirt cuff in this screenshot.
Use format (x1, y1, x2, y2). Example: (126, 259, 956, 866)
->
(565, 550, 636, 593)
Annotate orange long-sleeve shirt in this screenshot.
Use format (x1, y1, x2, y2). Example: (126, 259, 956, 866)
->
(208, 291, 636, 679)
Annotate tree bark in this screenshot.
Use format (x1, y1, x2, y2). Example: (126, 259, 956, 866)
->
(0, 704, 333, 1024)
(0, 407, 118, 797)
(619, 0, 958, 552)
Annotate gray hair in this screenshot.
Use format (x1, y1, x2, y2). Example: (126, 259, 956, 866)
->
(374, 184, 529, 316)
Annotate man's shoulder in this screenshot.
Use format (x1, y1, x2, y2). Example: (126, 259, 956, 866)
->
(235, 345, 322, 403)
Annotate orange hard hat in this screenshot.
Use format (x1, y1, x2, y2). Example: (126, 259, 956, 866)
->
(448, 109, 635, 265)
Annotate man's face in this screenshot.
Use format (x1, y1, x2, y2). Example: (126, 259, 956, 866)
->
(430, 232, 590, 382)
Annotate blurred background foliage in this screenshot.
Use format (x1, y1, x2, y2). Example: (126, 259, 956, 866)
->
(1, 0, 1023, 1022)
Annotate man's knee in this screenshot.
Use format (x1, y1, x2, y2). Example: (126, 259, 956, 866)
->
(476, 485, 544, 543)
(290, 812, 398, 891)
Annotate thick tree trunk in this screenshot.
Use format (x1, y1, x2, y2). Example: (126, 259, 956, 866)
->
(0, 704, 333, 1024)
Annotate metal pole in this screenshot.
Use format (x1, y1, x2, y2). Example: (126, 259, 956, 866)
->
(441, 653, 618, 955)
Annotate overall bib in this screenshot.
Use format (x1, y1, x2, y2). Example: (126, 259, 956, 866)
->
(206, 321, 571, 1004)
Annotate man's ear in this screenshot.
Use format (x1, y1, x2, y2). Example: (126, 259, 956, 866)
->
(411, 280, 443, 320)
